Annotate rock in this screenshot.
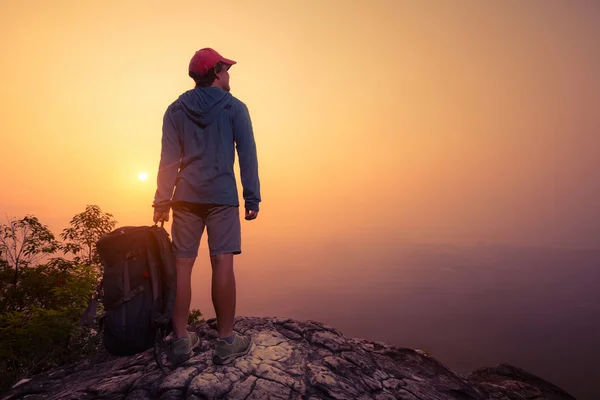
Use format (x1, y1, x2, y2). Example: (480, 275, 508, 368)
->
(248, 378, 291, 399)
(125, 389, 153, 400)
(0, 317, 576, 400)
(188, 372, 233, 398)
(158, 367, 197, 391)
(10, 380, 30, 389)
(308, 330, 353, 352)
(466, 364, 577, 400)
(226, 375, 257, 400)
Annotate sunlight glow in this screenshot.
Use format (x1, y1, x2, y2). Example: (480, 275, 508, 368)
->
(138, 172, 149, 181)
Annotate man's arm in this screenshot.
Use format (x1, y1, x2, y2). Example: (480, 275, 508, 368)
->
(233, 101, 261, 213)
(153, 110, 181, 216)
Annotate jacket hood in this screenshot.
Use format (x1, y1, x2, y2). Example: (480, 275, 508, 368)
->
(177, 87, 232, 126)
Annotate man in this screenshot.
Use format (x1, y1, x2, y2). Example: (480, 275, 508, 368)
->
(153, 48, 261, 365)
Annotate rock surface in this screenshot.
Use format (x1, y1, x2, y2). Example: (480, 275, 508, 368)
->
(1, 317, 575, 400)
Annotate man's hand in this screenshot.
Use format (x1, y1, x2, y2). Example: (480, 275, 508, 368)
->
(153, 210, 170, 224)
(245, 209, 259, 221)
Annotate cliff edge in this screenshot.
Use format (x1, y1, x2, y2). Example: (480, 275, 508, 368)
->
(2, 317, 575, 400)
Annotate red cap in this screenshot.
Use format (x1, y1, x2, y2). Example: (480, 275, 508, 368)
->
(189, 48, 236, 76)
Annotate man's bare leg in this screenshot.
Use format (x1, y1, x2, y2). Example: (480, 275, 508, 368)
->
(210, 253, 236, 339)
(173, 257, 195, 339)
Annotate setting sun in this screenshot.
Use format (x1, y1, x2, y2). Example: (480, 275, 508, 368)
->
(138, 172, 149, 181)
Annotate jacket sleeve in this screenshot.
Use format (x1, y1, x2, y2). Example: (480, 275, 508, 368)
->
(153, 110, 181, 212)
(233, 101, 261, 211)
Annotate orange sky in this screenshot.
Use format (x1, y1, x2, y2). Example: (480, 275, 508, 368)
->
(1, 0, 599, 249)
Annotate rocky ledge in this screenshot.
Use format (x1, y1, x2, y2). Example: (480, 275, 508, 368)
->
(2, 317, 575, 400)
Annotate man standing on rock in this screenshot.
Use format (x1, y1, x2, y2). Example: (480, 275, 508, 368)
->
(153, 47, 261, 365)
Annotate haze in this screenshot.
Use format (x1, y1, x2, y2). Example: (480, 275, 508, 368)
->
(1, 1, 599, 398)
(2, 0, 599, 248)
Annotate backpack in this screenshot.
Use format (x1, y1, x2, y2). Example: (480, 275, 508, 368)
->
(80, 224, 177, 370)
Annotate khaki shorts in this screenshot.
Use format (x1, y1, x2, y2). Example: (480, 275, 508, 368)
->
(171, 202, 241, 258)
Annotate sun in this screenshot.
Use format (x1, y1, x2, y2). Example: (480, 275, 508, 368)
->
(138, 172, 149, 181)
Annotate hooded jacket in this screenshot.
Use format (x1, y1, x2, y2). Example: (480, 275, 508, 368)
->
(153, 87, 261, 212)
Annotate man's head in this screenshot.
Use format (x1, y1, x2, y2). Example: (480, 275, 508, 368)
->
(189, 48, 236, 92)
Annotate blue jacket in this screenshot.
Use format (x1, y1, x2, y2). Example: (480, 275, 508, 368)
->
(153, 87, 261, 212)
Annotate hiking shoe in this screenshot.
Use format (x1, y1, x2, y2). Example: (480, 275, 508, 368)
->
(170, 331, 200, 366)
(212, 332, 253, 365)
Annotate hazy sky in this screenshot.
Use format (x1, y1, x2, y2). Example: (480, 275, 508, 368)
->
(1, 0, 599, 249)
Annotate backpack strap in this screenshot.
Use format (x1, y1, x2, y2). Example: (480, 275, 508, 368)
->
(80, 280, 103, 326)
(149, 226, 177, 325)
(122, 260, 131, 302)
(154, 326, 175, 374)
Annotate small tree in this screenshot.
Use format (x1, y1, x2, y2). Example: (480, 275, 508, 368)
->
(60, 205, 117, 267)
(0, 209, 115, 391)
(0, 215, 60, 309)
(0, 259, 12, 311)
(188, 309, 205, 326)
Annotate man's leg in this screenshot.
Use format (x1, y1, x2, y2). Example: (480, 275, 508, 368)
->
(210, 253, 236, 339)
(173, 257, 196, 339)
(206, 206, 252, 364)
(170, 203, 206, 339)
(170, 255, 200, 364)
